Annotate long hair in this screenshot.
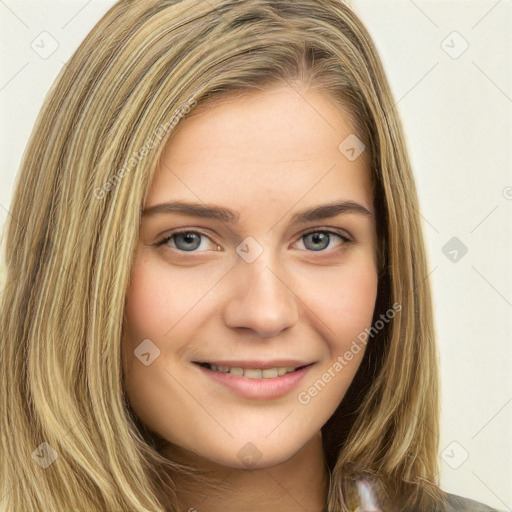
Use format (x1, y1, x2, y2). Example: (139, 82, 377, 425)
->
(1, 1, 446, 510)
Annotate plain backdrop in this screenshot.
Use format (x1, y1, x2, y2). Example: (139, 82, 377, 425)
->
(1, 1, 511, 509)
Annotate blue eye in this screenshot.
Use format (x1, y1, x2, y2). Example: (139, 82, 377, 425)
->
(155, 229, 350, 253)
(299, 230, 350, 252)
(156, 231, 214, 252)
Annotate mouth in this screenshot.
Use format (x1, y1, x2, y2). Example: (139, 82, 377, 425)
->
(192, 360, 315, 400)
(193, 361, 313, 380)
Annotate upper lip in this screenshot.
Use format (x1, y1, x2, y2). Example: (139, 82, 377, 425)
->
(193, 360, 314, 370)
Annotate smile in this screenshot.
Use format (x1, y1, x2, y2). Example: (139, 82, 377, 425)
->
(196, 362, 307, 379)
(193, 361, 315, 400)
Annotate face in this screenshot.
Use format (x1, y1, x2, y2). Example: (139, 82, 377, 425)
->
(122, 86, 378, 470)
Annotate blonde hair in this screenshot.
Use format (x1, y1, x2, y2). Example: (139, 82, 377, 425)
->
(1, 1, 446, 510)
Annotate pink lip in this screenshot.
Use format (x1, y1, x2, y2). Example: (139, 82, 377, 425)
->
(194, 363, 313, 400)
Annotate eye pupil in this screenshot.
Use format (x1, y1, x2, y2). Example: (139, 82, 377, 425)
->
(175, 232, 201, 251)
(304, 232, 330, 251)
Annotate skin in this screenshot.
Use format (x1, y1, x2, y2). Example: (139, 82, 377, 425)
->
(122, 85, 379, 512)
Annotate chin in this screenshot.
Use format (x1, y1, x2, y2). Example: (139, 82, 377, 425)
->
(183, 439, 298, 472)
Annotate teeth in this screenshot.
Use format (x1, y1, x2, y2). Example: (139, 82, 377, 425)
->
(206, 364, 299, 379)
(244, 368, 262, 379)
(262, 368, 278, 379)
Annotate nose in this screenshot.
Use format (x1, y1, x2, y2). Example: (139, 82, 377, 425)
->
(222, 255, 299, 338)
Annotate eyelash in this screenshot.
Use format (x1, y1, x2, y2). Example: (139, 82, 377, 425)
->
(154, 228, 351, 253)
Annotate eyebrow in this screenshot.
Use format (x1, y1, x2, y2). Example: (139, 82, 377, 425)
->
(141, 199, 373, 224)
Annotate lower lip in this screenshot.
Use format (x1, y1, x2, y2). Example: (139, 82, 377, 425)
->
(195, 364, 313, 400)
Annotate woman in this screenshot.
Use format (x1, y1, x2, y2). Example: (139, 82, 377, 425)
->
(0, 1, 500, 511)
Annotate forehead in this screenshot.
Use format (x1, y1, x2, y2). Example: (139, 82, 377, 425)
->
(146, 87, 373, 214)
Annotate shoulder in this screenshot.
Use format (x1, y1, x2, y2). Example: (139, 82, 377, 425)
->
(444, 492, 500, 511)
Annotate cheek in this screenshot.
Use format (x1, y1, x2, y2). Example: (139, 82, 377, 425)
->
(294, 259, 378, 415)
(306, 259, 379, 348)
(340, 264, 378, 327)
(123, 253, 191, 348)
(121, 254, 175, 380)
(121, 257, 180, 436)
(123, 248, 227, 346)
(124, 276, 167, 343)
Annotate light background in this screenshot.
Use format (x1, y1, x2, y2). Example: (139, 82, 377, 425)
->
(0, 0, 510, 509)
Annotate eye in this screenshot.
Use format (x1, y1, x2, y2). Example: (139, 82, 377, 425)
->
(296, 229, 350, 252)
(154, 228, 350, 254)
(155, 230, 217, 252)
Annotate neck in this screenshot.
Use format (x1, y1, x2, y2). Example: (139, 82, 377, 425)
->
(160, 431, 329, 512)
